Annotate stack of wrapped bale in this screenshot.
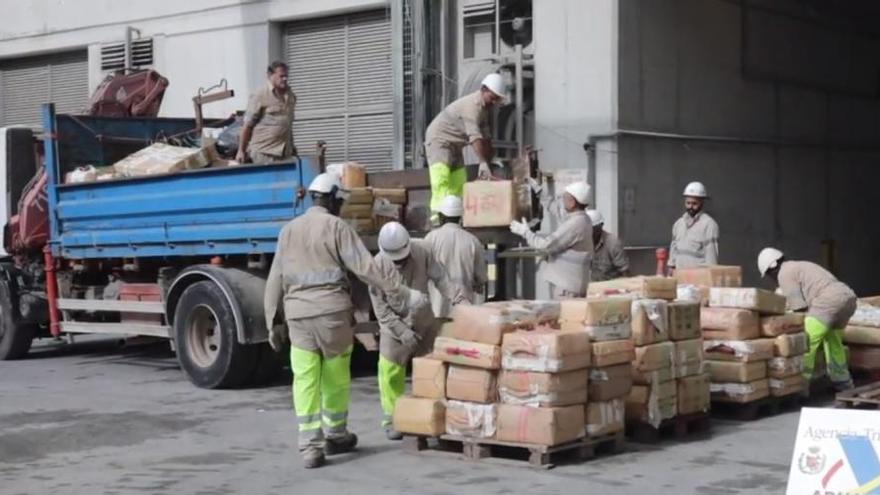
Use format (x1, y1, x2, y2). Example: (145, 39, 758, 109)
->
(559, 298, 634, 438)
(669, 299, 710, 416)
(843, 300, 880, 376)
(762, 313, 809, 397)
(703, 288, 787, 405)
(340, 187, 376, 234)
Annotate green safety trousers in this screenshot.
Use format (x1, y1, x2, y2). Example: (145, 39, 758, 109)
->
(429, 162, 467, 216)
(290, 345, 352, 451)
(377, 355, 407, 429)
(803, 316, 852, 387)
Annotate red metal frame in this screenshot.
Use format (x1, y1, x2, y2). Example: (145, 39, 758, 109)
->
(42, 246, 61, 337)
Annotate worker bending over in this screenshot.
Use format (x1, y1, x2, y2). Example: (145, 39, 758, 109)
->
(509, 182, 594, 299)
(264, 173, 426, 469)
(669, 181, 719, 272)
(758, 248, 856, 391)
(424, 73, 506, 218)
(238, 61, 297, 164)
(370, 222, 464, 440)
(587, 209, 630, 281)
(424, 196, 487, 318)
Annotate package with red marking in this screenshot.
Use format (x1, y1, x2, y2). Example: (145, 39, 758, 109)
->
(703, 338, 774, 362)
(445, 400, 498, 438)
(501, 329, 591, 372)
(433, 337, 502, 370)
(498, 369, 587, 407)
(760, 313, 805, 337)
(496, 404, 585, 446)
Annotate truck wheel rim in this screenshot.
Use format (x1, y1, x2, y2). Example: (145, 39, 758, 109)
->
(186, 304, 221, 368)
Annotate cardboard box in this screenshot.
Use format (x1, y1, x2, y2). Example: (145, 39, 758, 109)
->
(585, 399, 625, 437)
(447, 304, 521, 345)
(674, 339, 704, 367)
(446, 365, 498, 403)
(345, 217, 375, 234)
(483, 300, 561, 325)
(633, 341, 675, 372)
(560, 297, 632, 325)
(706, 360, 767, 383)
(631, 299, 670, 346)
(496, 404, 585, 446)
(625, 384, 677, 427)
(849, 345, 880, 371)
(434, 337, 501, 369)
(347, 187, 374, 204)
(710, 379, 770, 403)
(445, 401, 497, 438)
(709, 288, 786, 315)
(341, 162, 366, 188)
(393, 396, 445, 436)
(678, 373, 711, 415)
(774, 332, 808, 357)
(675, 360, 706, 379)
(701, 307, 760, 340)
(767, 356, 804, 379)
(499, 369, 588, 407)
(843, 325, 880, 346)
(760, 313, 805, 337)
(561, 320, 632, 342)
(675, 266, 742, 288)
(372, 188, 407, 205)
(588, 276, 677, 300)
(412, 357, 447, 399)
(591, 339, 636, 367)
(113, 140, 219, 177)
(589, 363, 633, 400)
(704, 338, 775, 362)
(339, 203, 373, 218)
(668, 301, 701, 341)
(632, 366, 675, 386)
(463, 180, 517, 227)
(769, 375, 804, 397)
(501, 329, 591, 372)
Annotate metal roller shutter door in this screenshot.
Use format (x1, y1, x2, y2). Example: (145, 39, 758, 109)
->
(0, 50, 88, 127)
(284, 10, 394, 171)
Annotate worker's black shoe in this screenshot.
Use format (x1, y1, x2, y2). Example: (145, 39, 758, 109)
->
(301, 448, 326, 469)
(324, 432, 358, 455)
(385, 428, 404, 441)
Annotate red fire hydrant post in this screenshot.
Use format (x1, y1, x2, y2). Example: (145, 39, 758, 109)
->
(655, 248, 669, 276)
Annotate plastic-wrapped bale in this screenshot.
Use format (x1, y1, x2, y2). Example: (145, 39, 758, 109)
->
(433, 337, 501, 370)
(632, 341, 675, 373)
(585, 399, 625, 437)
(760, 313, 805, 337)
(393, 396, 446, 436)
(707, 361, 767, 383)
(446, 365, 498, 403)
(769, 375, 804, 397)
(588, 276, 677, 300)
(591, 339, 635, 367)
(774, 332, 808, 357)
(412, 357, 447, 399)
(709, 288, 786, 315)
(499, 369, 588, 407)
(462, 180, 517, 227)
(589, 363, 633, 401)
(677, 373, 711, 415)
(668, 301, 701, 341)
(631, 299, 670, 346)
(673, 339, 704, 378)
(701, 307, 760, 340)
(501, 329, 591, 373)
(710, 379, 770, 403)
(445, 401, 497, 438)
(559, 297, 632, 341)
(625, 381, 677, 428)
(767, 356, 804, 379)
(674, 266, 742, 288)
(496, 404, 585, 446)
(703, 338, 775, 362)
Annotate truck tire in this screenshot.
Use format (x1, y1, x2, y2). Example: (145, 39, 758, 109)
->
(173, 281, 257, 389)
(248, 343, 286, 386)
(0, 280, 34, 360)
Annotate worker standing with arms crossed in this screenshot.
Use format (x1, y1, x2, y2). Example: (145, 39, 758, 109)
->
(370, 222, 465, 440)
(264, 173, 427, 469)
(237, 61, 297, 164)
(587, 209, 630, 281)
(508, 182, 594, 299)
(668, 181, 720, 273)
(757, 248, 856, 392)
(424, 73, 507, 220)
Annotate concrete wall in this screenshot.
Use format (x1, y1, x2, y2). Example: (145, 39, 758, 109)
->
(616, 0, 880, 294)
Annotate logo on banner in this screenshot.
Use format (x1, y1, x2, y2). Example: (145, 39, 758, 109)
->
(798, 446, 827, 475)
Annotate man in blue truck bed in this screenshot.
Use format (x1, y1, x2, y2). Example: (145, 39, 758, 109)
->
(237, 61, 297, 164)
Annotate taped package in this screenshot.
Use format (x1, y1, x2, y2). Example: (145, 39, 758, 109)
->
(412, 357, 447, 399)
(710, 379, 770, 403)
(849, 302, 880, 327)
(483, 300, 561, 326)
(633, 341, 675, 372)
(501, 329, 591, 372)
(588, 276, 677, 300)
(585, 399, 625, 437)
(760, 313, 805, 337)
(393, 396, 446, 436)
(449, 301, 559, 345)
(774, 332, 808, 357)
(626, 382, 677, 428)
(674, 339, 703, 367)
(589, 363, 633, 400)
(462, 180, 517, 227)
(675, 265, 742, 288)
(709, 288, 786, 315)
(706, 360, 767, 383)
(446, 365, 498, 403)
(849, 345, 880, 371)
(678, 372, 711, 415)
(559, 297, 632, 325)
(676, 284, 707, 305)
(632, 366, 674, 386)
(499, 369, 587, 407)
(591, 339, 636, 367)
(675, 360, 707, 379)
(445, 400, 497, 438)
(346, 187, 374, 204)
(112, 139, 219, 177)
(433, 337, 501, 369)
(631, 299, 670, 346)
(340, 161, 366, 188)
(496, 404, 585, 446)
(703, 338, 774, 362)
(701, 307, 760, 340)
(767, 356, 804, 379)
(668, 301, 701, 341)
(561, 320, 632, 342)
(843, 325, 880, 346)
(769, 375, 804, 397)
(372, 188, 407, 204)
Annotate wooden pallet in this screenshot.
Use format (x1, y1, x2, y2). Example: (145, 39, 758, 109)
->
(835, 381, 880, 409)
(711, 392, 803, 420)
(626, 412, 711, 443)
(401, 430, 625, 468)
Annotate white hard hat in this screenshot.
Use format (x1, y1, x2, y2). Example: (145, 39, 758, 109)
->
(308, 173, 342, 194)
(757, 247, 784, 277)
(683, 181, 708, 198)
(564, 181, 591, 205)
(378, 222, 411, 261)
(438, 195, 463, 217)
(481, 73, 507, 99)
(586, 209, 604, 226)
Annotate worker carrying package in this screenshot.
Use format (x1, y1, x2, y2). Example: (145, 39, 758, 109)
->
(498, 370, 588, 407)
(501, 329, 591, 372)
(445, 401, 498, 438)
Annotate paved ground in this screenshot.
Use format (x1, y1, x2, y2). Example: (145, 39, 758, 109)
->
(0, 336, 809, 494)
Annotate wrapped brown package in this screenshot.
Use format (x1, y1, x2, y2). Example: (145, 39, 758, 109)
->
(769, 375, 804, 397)
(591, 339, 636, 367)
(760, 313, 805, 337)
(675, 266, 742, 288)
(632, 366, 674, 386)
(631, 299, 670, 346)
(501, 329, 591, 372)
(560, 297, 632, 325)
(463, 180, 517, 227)
(625, 383, 677, 427)
(774, 332, 808, 357)
(585, 399, 625, 437)
(677, 373, 711, 415)
(674, 339, 703, 367)
(849, 345, 880, 371)
(767, 356, 804, 379)
(709, 288, 786, 315)
(347, 187, 374, 204)
(668, 301, 701, 341)
(393, 396, 446, 436)
(843, 325, 880, 346)
(446, 365, 498, 403)
(339, 203, 373, 218)
(588, 276, 677, 300)
(498, 369, 587, 407)
(496, 404, 585, 446)
(412, 357, 447, 399)
(341, 162, 366, 188)
(112, 140, 219, 177)
(372, 188, 407, 204)
(710, 379, 770, 403)
(675, 360, 706, 379)
(704, 338, 775, 362)
(433, 337, 501, 369)
(633, 341, 675, 372)
(445, 401, 497, 438)
(701, 307, 760, 340)
(447, 304, 522, 345)
(561, 320, 632, 342)
(589, 363, 633, 400)
(706, 360, 767, 382)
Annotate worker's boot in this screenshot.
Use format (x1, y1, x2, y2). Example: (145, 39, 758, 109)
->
(301, 447, 326, 469)
(324, 432, 358, 455)
(385, 427, 403, 441)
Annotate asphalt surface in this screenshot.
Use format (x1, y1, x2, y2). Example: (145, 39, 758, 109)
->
(0, 336, 810, 494)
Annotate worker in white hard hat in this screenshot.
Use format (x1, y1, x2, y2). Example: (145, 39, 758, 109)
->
(668, 181, 720, 272)
(587, 209, 630, 281)
(264, 173, 428, 469)
(424, 73, 507, 219)
(370, 221, 465, 440)
(424, 196, 487, 317)
(758, 248, 856, 391)
(509, 181, 594, 298)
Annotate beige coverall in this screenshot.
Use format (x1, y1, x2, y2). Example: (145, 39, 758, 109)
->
(424, 222, 487, 318)
(244, 82, 297, 163)
(520, 210, 593, 298)
(591, 230, 630, 282)
(669, 211, 719, 269)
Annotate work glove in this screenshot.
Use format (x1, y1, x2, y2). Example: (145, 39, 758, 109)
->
(509, 217, 530, 237)
(399, 329, 421, 348)
(268, 324, 288, 352)
(478, 161, 492, 180)
(407, 289, 429, 311)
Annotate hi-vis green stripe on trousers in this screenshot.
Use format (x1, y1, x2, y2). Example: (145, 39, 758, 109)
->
(291, 345, 352, 449)
(803, 316, 852, 386)
(429, 162, 467, 214)
(377, 355, 407, 428)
